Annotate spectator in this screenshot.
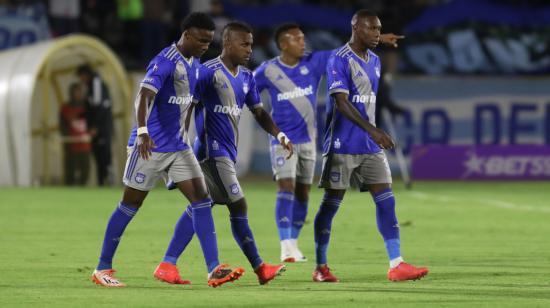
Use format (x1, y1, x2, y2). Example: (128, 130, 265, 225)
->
(77, 64, 113, 186)
(60, 83, 91, 186)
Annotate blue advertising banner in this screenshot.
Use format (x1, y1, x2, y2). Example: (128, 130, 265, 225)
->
(391, 77, 549, 155)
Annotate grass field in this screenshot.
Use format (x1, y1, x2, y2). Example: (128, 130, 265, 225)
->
(1, 180, 549, 307)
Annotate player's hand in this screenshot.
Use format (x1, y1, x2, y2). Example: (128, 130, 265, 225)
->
(370, 128, 395, 150)
(137, 133, 156, 160)
(380, 33, 405, 48)
(283, 139, 294, 159)
(277, 132, 294, 159)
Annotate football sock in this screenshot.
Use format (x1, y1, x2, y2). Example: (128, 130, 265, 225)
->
(191, 199, 219, 273)
(230, 214, 263, 269)
(372, 188, 402, 264)
(275, 191, 294, 241)
(163, 205, 194, 265)
(97, 202, 138, 270)
(291, 198, 308, 239)
(314, 194, 342, 265)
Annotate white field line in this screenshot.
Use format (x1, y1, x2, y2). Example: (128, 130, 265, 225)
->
(407, 191, 550, 213)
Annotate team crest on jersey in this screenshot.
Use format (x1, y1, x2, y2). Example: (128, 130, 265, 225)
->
(375, 67, 381, 77)
(153, 64, 158, 72)
(276, 156, 285, 166)
(243, 82, 249, 94)
(135, 172, 146, 184)
(300, 66, 309, 75)
(330, 172, 340, 182)
(334, 138, 341, 149)
(196, 69, 199, 80)
(229, 183, 240, 195)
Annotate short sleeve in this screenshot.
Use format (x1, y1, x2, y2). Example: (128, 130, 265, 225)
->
(326, 55, 350, 95)
(310, 50, 333, 77)
(140, 57, 173, 93)
(245, 75, 263, 110)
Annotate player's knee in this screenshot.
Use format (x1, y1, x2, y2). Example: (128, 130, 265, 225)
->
(277, 178, 295, 193)
(295, 183, 311, 202)
(122, 186, 147, 208)
(325, 188, 345, 200)
(368, 183, 391, 195)
(228, 198, 247, 216)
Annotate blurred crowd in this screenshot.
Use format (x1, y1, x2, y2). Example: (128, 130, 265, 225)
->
(0, 0, 445, 69)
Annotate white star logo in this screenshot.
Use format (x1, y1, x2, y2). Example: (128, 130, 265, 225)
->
(462, 151, 485, 178)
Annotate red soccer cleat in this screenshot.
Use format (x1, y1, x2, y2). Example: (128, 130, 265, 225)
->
(207, 264, 245, 288)
(254, 263, 286, 285)
(153, 262, 191, 285)
(312, 265, 339, 282)
(388, 262, 429, 281)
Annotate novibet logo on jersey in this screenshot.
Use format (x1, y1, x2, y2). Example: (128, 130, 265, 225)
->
(168, 95, 193, 105)
(214, 104, 242, 116)
(277, 85, 313, 101)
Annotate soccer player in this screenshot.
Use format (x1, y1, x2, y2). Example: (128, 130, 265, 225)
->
(313, 10, 429, 282)
(156, 21, 291, 285)
(91, 12, 244, 288)
(254, 23, 404, 262)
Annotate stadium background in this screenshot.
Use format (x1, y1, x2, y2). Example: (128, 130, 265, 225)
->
(1, 0, 549, 307)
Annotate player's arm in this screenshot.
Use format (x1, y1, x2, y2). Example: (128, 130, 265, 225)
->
(135, 87, 156, 160)
(380, 33, 405, 48)
(332, 92, 395, 150)
(251, 107, 294, 159)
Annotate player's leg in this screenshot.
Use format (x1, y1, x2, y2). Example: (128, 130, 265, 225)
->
(271, 143, 298, 261)
(207, 157, 284, 285)
(92, 147, 156, 287)
(363, 152, 428, 281)
(311, 188, 344, 283)
(291, 141, 316, 261)
(227, 197, 286, 285)
(313, 153, 355, 282)
(158, 151, 244, 287)
(276, 178, 296, 262)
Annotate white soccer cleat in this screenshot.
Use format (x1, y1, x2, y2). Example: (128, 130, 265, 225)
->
(290, 239, 307, 262)
(91, 269, 126, 287)
(280, 240, 296, 262)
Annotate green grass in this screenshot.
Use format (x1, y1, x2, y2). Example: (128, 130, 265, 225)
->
(1, 180, 550, 307)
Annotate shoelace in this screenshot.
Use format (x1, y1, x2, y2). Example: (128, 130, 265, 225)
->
(210, 264, 231, 278)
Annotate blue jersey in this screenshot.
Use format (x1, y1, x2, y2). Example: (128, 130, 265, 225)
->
(324, 44, 381, 155)
(127, 44, 200, 152)
(254, 51, 331, 145)
(193, 57, 263, 162)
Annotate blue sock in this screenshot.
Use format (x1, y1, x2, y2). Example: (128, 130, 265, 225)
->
(275, 191, 294, 240)
(291, 199, 308, 239)
(230, 215, 263, 269)
(163, 205, 195, 265)
(314, 194, 342, 265)
(191, 199, 219, 273)
(97, 202, 138, 270)
(373, 189, 401, 260)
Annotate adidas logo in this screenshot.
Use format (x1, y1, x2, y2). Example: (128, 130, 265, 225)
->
(279, 217, 290, 223)
(321, 229, 331, 235)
